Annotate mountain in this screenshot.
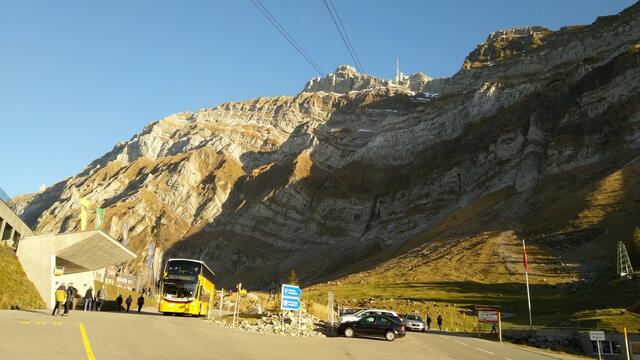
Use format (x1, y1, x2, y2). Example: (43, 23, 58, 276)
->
(14, 1, 640, 316)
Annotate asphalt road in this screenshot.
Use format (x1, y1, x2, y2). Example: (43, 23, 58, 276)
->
(0, 309, 583, 360)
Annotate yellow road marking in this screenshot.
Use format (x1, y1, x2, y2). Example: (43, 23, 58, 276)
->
(79, 323, 96, 360)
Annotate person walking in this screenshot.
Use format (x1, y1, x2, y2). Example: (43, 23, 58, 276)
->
(64, 284, 75, 314)
(115, 294, 123, 311)
(137, 295, 145, 313)
(437, 314, 443, 331)
(52, 284, 67, 316)
(426, 314, 432, 330)
(125, 295, 133, 312)
(491, 322, 497, 334)
(84, 287, 93, 311)
(69, 283, 79, 311)
(97, 287, 106, 311)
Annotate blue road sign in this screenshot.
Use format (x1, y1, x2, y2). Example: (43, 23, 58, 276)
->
(281, 284, 302, 310)
(281, 297, 301, 310)
(282, 284, 301, 298)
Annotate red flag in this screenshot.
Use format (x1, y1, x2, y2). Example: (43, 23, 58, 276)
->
(522, 240, 529, 273)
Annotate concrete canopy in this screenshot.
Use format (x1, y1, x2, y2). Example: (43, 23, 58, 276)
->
(54, 231, 135, 271)
(17, 230, 136, 308)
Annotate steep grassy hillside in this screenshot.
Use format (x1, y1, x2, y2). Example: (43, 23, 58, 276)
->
(0, 246, 45, 310)
(307, 158, 640, 331)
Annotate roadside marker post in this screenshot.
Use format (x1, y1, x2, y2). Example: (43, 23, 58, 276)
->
(233, 283, 241, 327)
(522, 239, 533, 330)
(207, 287, 213, 320)
(498, 312, 502, 344)
(297, 305, 302, 337)
(218, 288, 224, 319)
(625, 327, 631, 360)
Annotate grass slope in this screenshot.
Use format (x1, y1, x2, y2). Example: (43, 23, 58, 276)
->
(0, 246, 45, 310)
(307, 157, 640, 332)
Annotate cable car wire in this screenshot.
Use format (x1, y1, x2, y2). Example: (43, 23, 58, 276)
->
(322, 0, 365, 73)
(250, 0, 326, 77)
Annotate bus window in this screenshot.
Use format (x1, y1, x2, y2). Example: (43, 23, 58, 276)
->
(162, 281, 197, 299)
(166, 260, 201, 277)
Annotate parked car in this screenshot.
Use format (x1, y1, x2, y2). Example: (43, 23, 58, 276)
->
(338, 315, 406, 341)
(339, 308, 399, 323)
(402, 314, 425, 332)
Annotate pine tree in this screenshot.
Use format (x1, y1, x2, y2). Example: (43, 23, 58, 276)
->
(287, 269, 298, 285)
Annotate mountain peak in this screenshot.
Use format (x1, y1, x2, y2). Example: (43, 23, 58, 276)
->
(462, 26, 552, 69)
(302, 64, 432, 94)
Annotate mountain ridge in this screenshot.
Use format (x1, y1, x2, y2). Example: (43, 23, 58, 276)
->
(13, 1, 640, 307)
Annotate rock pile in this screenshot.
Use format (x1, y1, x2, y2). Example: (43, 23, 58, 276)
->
(208, 312, 331, 338)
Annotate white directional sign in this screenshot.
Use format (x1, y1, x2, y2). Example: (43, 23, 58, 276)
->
(589, 331, 605, 341)
(281, 284, 301, 310)
(478, 310, 498, 323)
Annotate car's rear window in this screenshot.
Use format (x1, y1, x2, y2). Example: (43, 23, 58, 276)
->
(376, 317, 391, 326)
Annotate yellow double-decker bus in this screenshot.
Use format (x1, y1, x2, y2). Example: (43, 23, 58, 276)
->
(158, 258, 215, 316)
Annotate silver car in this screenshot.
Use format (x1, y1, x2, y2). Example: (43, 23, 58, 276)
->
(403, 314, 425, 332)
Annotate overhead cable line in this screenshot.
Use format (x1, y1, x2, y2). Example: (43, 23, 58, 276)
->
(322, 0, 365, 73)
(335, 0, 367, 72)
(250, 0, 326, 77)
(278, 0, 338, 67)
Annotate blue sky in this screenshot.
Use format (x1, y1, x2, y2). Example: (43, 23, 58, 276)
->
(0, 0, 635, 196)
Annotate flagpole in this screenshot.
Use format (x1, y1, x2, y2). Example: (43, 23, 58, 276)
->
(523, 239, 533, 330)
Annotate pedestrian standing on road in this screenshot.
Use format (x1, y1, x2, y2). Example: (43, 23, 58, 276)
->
(84, 287, 93, 311)
(97, 287, 106, 311)
(125, 295, 132, 312)
(70, 283, 79, 310)
(52, 284, 67, 316)
(437, 314, 443, 331)
(64, 284, 75, 314)
(115, 294, 123, 311)
(426, 314, 432, 330)
(137, 295, 144, 313)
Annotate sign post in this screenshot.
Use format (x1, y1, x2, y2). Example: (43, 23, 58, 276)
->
(624, 327, 631, 360)
(218, 288, 224, 319)
(498, 312, 502, 344)
(233, 283, 241, 327)
(590, 331, 605, 360)
(522, 239, 533, 330)
(281, 284, 302, 336)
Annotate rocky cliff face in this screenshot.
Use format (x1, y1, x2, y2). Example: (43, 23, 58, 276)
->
(15, 3, 640, 289)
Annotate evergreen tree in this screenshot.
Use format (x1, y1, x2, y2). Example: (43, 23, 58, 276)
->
(287, 269, 298, 285)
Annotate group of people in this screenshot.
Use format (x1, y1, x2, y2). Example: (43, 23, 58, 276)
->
(52, 283, 145, 316)
(82, 286, 107, 311)
(114, 294, 145, 313)
(52, 283, 79, 316)
(423, 314, 444, 331)
(424, 313, 497, 333)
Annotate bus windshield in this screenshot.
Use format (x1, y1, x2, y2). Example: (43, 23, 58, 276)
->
(162, 281, 198, 299)
(166, 260, 201, 277)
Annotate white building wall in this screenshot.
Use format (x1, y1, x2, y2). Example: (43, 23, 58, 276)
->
(16, 239, 55, 308)
(56, 271, 96, 307)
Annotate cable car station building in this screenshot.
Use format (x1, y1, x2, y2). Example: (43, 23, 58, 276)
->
(0, 196, 135, 308)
